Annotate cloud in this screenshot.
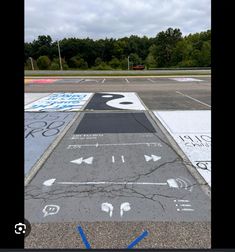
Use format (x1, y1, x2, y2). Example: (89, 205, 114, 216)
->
(25, 0, 211, 42)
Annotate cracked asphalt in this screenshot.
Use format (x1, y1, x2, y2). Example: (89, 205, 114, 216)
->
(25, 76, 211, 249)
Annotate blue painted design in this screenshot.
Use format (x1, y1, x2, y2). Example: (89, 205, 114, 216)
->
(77, 226, 91, 249)
(25, 93, 92, 111)
(76, 225, 148, 249)
(126, 230, 149, 249)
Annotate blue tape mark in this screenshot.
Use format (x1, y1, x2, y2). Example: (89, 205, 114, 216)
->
(77, 225, 91, 249)
(127, 230, 149, 249)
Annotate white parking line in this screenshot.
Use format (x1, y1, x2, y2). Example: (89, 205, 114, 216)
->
(181, 208, 195, 211)
(76, 79, 83, 83)
(147, 78, 155, 83)
(176, 91, 211, 108)
(125, 78, 130, 83)
(102, 78, 106, 83)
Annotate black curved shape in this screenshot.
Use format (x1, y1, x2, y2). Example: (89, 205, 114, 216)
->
(120, 102, 133, 104)
(85, 93, 125, 110)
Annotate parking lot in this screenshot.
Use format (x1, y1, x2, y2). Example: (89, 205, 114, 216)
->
(25, 76, 211, 249)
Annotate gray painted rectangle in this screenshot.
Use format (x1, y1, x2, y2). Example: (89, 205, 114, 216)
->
(74, 112, 156, 134)
(25, 112, 76, 175)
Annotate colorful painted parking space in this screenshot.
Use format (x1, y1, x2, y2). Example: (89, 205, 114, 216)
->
(25, 76, 211, 249)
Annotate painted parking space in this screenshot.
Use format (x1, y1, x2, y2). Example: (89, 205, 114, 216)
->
(25, 79, 35, 84)
(25, 112, 77, 175)
(26, 79, 60, 84)
(132, 78, 171, 84)
(25, 92, 93, 111)
(84, 92, 146, 110)
(175, 90, 211, 106)
(153, 110, 211, 186)
(25, 93, 51, 105)
(25, 111, 210, 223)
(99, 78, 128, 84)
(55, 78, 84, 84)
(138, 91, 211, 110)
(55, 78, 104, 84)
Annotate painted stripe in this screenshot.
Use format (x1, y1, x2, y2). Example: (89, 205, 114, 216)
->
(180, 204, 191, 207)
(67, 142, 161, 148)
(176, 91, 211, 108)
(181, 208, 194, 211)
(57, 181, 168, 186)
(77, 226, 91, 249)
(121, 155, 125, 163)
(147, 78, 155, 83)
(112, 156, 115, 163)
(125, 78, 130, 83)
(177, 200, 189, 202)
(127, 230, 149, 249)
(102, 78, 105, 83)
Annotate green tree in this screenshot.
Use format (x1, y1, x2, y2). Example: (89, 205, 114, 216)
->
(145, 54, 156, 69)
(24, 28, 210, 69)
(172, 40, 192, 66)
(95, 57, 102, 66)
(50, 62, 60, 70)
(94, 62, 112, 70)
(62, 63, 69, 70)
(200, 41, 211, 66)
(129, 53, 142, 66)
(68, 55, 80, 68)
(69, 56, 89, 69)
(109, 57, 121, 69)
(30, 35, 53, 59)
(120, 58, 128, 70)
(37, 55, 51, 70)
(113, 40, 126, 59)
(144, 44, 157, 69)
(24, 43, 32, 63)
(154, 28, 182, 67)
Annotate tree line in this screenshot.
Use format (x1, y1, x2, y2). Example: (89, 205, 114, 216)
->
(24, 27, 211, 70)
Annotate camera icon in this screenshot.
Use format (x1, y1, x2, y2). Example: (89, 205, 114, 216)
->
(15, 223, 26, 234)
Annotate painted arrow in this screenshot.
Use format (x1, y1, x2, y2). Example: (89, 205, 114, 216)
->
(144, 154, 161, 162)
(70, 157, 93, 165)
(43, 178, 183, 189)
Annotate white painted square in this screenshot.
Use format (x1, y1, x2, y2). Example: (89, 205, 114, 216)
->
(154, 110, 211, 186)
(155, 111, 211, 134)
(102, 92, 146, 110)
(170, 78, 203, 82)
(25, 93, 93, 111)
(24, 93, 51, 105)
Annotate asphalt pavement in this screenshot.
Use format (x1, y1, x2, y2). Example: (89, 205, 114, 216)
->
(24, 76, 211, 249)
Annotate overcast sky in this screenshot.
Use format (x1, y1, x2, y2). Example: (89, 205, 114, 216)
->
(25, 0, 211, 42)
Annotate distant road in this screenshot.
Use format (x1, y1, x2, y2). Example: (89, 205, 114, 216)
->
(25, 69, 211, 76)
